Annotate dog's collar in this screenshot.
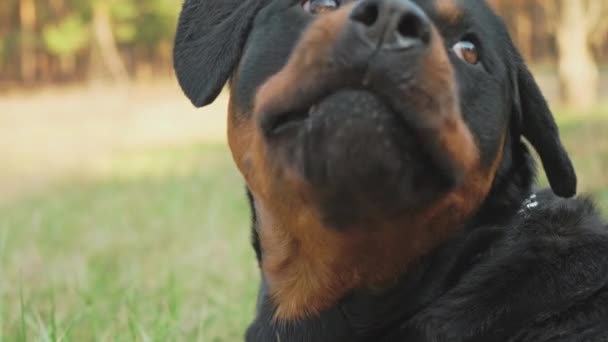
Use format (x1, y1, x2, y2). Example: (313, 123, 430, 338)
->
(519, 193, 539, 214)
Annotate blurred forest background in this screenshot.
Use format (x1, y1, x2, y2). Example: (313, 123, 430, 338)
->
(0, 1, 607, 341)
(0, 0, 607, 109)
(0, 0, 176, 87)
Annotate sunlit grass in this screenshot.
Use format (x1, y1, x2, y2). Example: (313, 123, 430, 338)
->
(554, 114, 608, 215)
(0, 145, 257, 341)
(0, 114, 606, 341)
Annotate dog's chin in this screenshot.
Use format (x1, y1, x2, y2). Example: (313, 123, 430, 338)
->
(263, 89, 455, 226)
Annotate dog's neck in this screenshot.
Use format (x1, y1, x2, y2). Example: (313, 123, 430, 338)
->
(471, 140, 536, 227)
(248, 206, 511, 340)
(254, 199, 468, 321)
(249, 141, 533, 321)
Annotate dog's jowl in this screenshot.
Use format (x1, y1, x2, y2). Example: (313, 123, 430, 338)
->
(174, 0, 608, 341)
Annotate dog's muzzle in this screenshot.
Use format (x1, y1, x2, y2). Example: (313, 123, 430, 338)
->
(254, 0, 476, 226)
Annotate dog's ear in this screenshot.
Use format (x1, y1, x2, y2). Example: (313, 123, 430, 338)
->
(512, 62, 577, 198)
(173, 0, 265, 107)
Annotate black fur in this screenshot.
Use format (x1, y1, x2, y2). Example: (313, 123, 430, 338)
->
(513, 61, 577, 198)
(173, 0, 608, 340)
(173, 0, 270, 107)
(244, 191, 608, 342)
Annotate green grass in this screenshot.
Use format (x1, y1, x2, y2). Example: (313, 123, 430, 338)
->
(0, 116, 607, 341)
(0, 145, 257, 341)
(555, 115, 608, 214)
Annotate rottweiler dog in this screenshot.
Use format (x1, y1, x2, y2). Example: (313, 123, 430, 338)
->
(173, 0, 608, 340)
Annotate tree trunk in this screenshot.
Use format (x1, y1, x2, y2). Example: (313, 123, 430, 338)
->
(515, 4, 533, 61)
(555, 0, 599, 110)
(90, 1, 129, 83)
(19, 0, 37, 84)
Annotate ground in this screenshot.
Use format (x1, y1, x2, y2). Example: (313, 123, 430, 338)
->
(0, 80, 606, 341)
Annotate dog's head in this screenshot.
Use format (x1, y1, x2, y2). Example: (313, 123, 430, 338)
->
(174, 0, 577, 320)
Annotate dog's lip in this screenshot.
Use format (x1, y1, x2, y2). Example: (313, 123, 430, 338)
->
(257, 72, 356, 137)
(259, 85, 346, 137)
(261, 107, 312, 137)
(260, 88, 394, 138)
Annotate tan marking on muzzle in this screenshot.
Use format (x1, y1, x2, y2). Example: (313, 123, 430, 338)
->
(435, 0, 463, 23)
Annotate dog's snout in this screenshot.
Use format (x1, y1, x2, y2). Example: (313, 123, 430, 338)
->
(350, 0, 431, 50)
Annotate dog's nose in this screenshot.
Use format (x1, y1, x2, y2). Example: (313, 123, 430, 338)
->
(350, 0, 431, 50)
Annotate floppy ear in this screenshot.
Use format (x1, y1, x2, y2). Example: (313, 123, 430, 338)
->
(513, 62, 577, 198)
(173, 0, 265, 107)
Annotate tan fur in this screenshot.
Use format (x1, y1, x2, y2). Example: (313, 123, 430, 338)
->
(435, 0, 463, 23)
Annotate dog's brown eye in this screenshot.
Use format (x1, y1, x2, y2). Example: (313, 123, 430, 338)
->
(453, 41, 479, 65)
(302, 0, 340, 14)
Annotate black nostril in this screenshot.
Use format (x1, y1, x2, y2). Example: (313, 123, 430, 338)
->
(350, 0, 432, 49)
(350, 2, 379, 27)
(398, 12, 430, 43)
